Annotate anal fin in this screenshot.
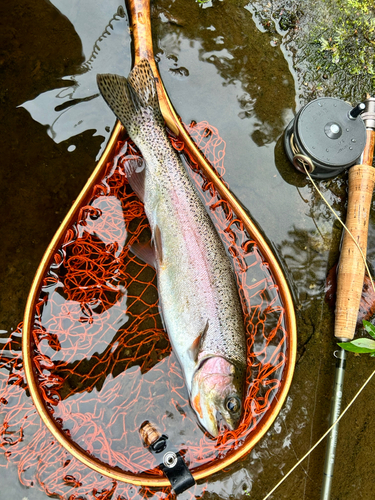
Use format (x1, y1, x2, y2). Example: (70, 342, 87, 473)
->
(124, 157, 146, 201)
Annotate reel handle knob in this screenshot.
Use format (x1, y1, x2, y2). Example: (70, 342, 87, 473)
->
(349, 102, 366, 120)
(335, 129, 375, 340)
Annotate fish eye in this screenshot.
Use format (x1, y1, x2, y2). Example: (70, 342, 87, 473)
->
(225, 396, 241, 413)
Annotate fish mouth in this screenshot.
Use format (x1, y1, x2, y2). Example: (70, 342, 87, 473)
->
(194, 400, 237, 439)
(191, 387, 219, 438)
(191, 386, 237, 439)
(197, 407, 220, 439)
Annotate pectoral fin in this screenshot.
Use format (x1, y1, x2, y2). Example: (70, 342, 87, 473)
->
(188, 320, 209, 362)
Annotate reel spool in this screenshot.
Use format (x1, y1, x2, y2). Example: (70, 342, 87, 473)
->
(284, 97, 367, 179)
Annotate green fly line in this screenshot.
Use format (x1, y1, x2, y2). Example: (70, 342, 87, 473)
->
(261, 367, 375, 500)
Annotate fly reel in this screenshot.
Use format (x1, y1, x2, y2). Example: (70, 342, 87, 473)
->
(284, 97, 368, 179)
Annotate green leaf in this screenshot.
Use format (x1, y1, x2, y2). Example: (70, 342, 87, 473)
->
(352, 338, 375, 349)
(338, 342, 366, 353)
(363, 320, 375, 339)
(338, 338, 375, 353)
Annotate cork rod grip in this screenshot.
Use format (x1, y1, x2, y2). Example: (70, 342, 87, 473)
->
(335, 130, 375, 339)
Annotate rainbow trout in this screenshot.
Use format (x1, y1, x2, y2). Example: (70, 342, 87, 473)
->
(97, 60, 246, 437)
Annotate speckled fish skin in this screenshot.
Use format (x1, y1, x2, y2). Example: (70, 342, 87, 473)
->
(97, 60, 247, 438)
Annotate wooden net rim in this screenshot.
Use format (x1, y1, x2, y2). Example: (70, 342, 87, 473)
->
(22, 121, 297, 487)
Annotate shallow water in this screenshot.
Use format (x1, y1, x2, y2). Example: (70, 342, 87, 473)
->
(1, 0, 375, 499)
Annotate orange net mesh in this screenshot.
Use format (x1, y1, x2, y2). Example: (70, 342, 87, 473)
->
(0, 121, 289, 499)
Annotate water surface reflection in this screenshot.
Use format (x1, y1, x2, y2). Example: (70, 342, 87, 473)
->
(2, 0, 375, 499)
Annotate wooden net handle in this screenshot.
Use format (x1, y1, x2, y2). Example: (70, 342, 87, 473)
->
(128, 0, 179, 135)
(335, 130, 375, 339)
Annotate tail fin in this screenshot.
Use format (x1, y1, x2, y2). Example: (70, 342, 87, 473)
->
(97, 59, 163, 138)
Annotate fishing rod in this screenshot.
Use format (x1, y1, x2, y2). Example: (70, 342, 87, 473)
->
(285, 96, 375, 499)
(321, 98, 375, 500)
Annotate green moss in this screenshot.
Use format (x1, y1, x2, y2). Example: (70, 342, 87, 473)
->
(247, 0, 374, 101)
(345, 0, 371, 14)
(311, 0, 375, 80)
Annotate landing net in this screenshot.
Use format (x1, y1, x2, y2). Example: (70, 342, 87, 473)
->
(0, 121, 289, 498)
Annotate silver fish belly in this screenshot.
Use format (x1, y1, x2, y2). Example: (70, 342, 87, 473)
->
(97, 59, 247, 437)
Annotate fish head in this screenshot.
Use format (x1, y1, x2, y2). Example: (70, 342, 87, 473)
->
(190, 356, 244, 438)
